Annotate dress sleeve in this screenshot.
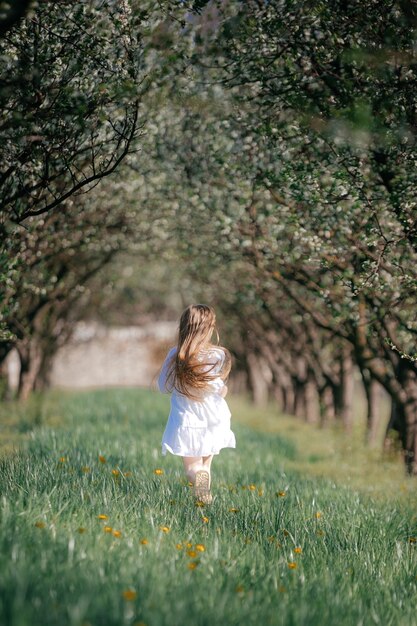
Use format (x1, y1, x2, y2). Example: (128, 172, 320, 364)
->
(158, 347, 176, 393)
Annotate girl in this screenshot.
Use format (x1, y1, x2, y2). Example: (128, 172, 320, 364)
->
(158, 304, 235, 503)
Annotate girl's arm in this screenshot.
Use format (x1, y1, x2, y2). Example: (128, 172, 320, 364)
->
(157, 347, 176, 393)
(219, 384, 228, 398)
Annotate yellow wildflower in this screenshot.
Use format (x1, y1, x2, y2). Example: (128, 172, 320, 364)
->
(59, 456, 67, 463)
(154, 468, 164, 475)
(122, 589, 137, 601)
(104, 526, 113, 533)
(258, 489, 264, 496)
(98, 455, 106, 463)
(277, 491, 286, 497)
(176, 543, 183, 550)
(112, 469, 120, 476)
(202, 516, 209, 524)
(187, 550, 197, 558)
(188, 561, 198, 570)
(294, 547, 302, 554)
(229, 508, 239, 513)
(288, 562, 297, 569)
(160, 526, 170, 533)
(140, 538, 148, 545)
(195, 501, 205, 508)
(195, 544, 205, 552)
(113, 530, 122, 538)
(315, 512, 322, 519)
(249, 484, 256, 491)
(97, 514, 108, 520)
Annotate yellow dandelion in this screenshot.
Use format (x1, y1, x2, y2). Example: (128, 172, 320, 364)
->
(188, 561, 198, 570)
(154, 468, 164, 475)
(277, 491, 286, 497)
(140, 538, 148, 545)
(59, 457, 67, 463)
(35, 521, 46, 528)
(195, 501, 205, 508)
(202, 516, 209, 524)
(195, 544, 205, 552)
(104, 526, 113, 533)
(249, 484, 256, 491)
(77, 527, 86, 534)
(98, 455, 106, 463)
(187, 550, 197, 558)
(315, 512, 322, 519)
(112, 469, 120, 476)
(176, 543, 183, 550)
(160, 526, 170, 533)
(97, 514, 108, 520)
(113, 530, 122, 538)
(81, 466, 90, 473)
(294, 547, 302, 554)
(122, 589, 137, 601)
(229, 507, 239, 513)
(288, 562, 297, 569)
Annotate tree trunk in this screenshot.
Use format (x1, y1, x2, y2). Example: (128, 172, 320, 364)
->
(383, 361, 417, 475)
(16, 339, 43, 401)
(304, 374, 320, 424)
(246, 352, 271, 406)
(319, 384, 335, 426)
(362, 374, 381, 447)
(340, 350, 354, 432)
(293, 379, 306, 418)
(282, 381, 295, 415)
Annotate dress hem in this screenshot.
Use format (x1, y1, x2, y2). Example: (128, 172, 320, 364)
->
(162, 442, 236, 457)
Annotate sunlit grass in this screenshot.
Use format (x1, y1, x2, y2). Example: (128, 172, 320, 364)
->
(229, 392, 415, 506)
(0, 388, 416, 626)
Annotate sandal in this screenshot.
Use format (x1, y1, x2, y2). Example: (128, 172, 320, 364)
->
(194, 470, 212, 504)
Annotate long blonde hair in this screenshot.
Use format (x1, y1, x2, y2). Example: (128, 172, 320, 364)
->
(166, 304, 231, 399)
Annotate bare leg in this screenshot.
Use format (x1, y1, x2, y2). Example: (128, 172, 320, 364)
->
(202, 455, 213, 481)
(182, 456, 203, 484)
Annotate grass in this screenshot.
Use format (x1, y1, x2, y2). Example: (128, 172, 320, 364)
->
(0, 388, 416, 626)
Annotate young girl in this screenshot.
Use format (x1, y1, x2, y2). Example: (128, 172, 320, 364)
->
(158, 304, 235, 503)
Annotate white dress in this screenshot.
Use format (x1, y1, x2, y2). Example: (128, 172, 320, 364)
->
(158, 346, 236, 457)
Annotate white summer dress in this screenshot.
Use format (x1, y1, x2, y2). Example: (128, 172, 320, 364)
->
(158, 346, 236, 457)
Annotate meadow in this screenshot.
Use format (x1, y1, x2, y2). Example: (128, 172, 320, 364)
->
(0, 388, 416, 626)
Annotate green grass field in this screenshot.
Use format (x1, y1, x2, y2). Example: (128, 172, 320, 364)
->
(0, 388, 416, 626)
